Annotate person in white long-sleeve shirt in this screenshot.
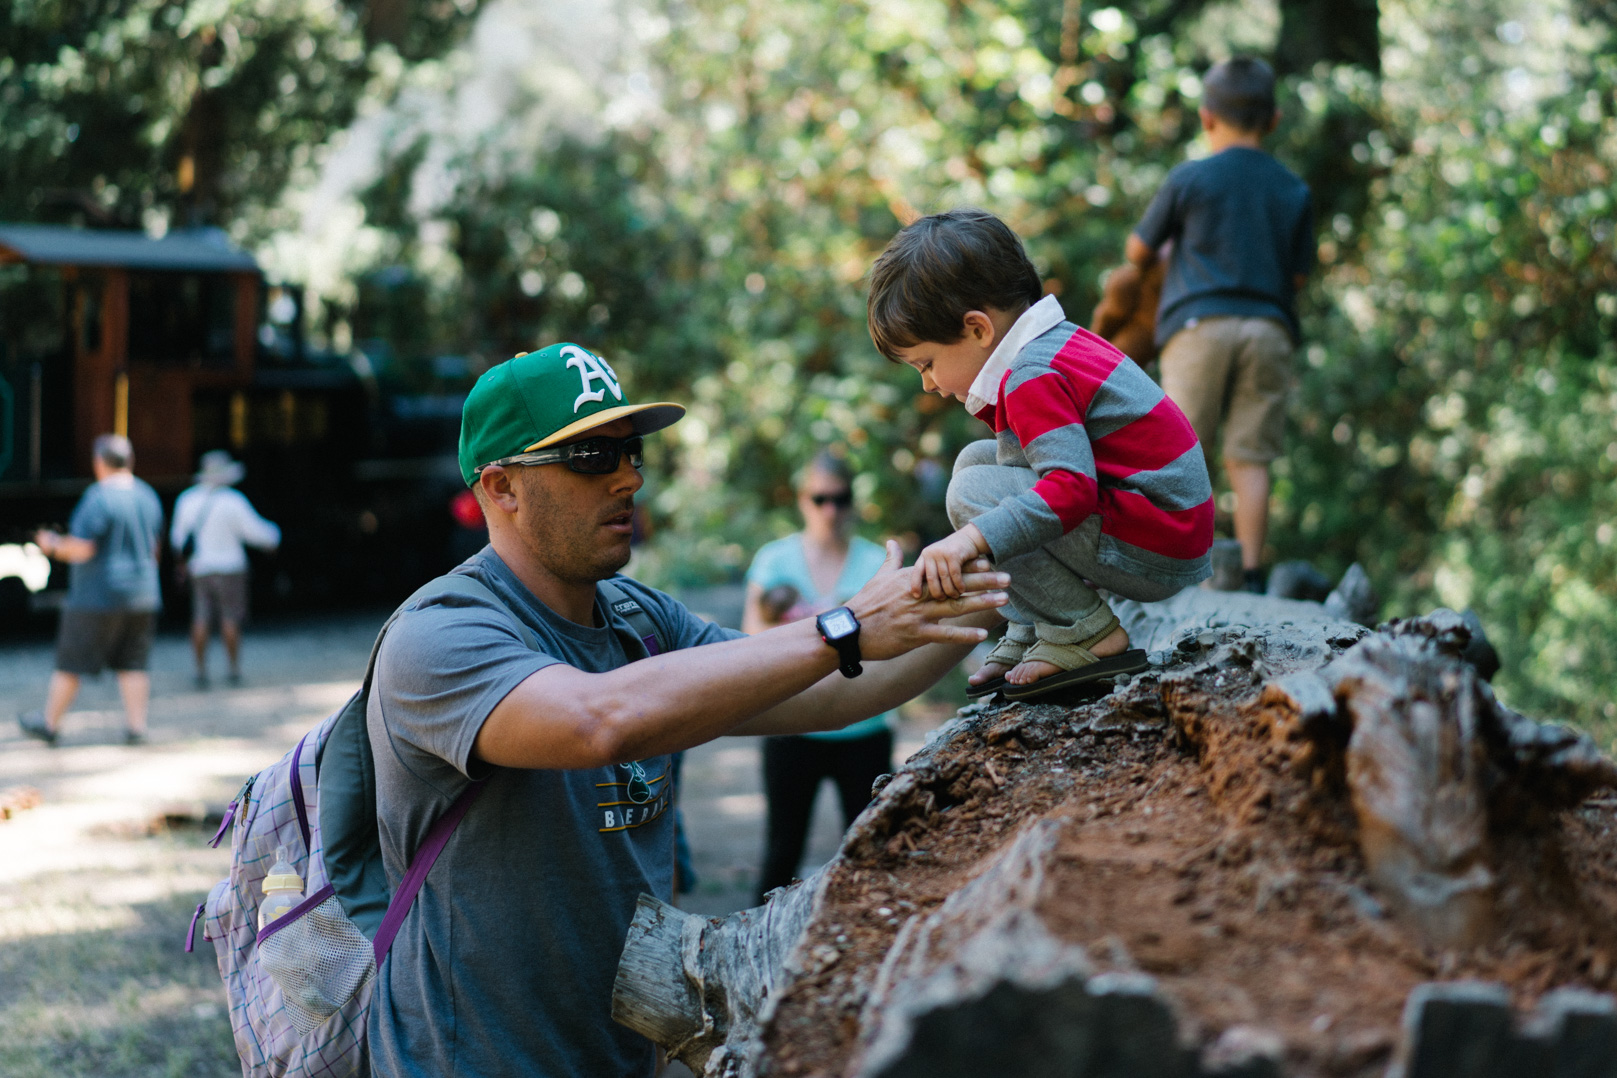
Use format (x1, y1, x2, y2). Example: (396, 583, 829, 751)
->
(169, 451, 281, 686)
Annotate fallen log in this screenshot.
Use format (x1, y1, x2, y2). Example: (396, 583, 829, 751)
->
(849, 818, 1195, 1078)
(612, 866, 829, 1075)
(614, 590, 1617, 1077)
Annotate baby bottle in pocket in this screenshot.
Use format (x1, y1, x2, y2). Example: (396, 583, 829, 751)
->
(258, 845, 304, 930)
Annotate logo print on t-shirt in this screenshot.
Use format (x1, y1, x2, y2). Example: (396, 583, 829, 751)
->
(562, 344, 624, 413)
(596, 761, 671, 832)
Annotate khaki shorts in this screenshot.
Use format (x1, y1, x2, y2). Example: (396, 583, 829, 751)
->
(1158, 316, 1292, 464)
(55, 609, 156, 675)
(192, 572, 249, 628)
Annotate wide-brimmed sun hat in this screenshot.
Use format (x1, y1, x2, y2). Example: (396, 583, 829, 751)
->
(195, 450, 245, 486)
(457, 343, 684, 486)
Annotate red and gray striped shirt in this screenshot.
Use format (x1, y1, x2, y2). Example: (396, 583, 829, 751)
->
(963, 296, 1214, 586)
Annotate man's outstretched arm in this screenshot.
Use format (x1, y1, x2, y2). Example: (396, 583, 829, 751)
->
(724, 605, 1002, 737)
(472, 544, 1008, 770)
(34, 529, 96, 563)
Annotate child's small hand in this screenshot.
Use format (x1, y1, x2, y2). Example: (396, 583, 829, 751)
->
(914, 525, 990, 600)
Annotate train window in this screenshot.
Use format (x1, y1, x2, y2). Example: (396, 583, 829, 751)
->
(127, 271, 236, 368)
(0, 266, 68, 365)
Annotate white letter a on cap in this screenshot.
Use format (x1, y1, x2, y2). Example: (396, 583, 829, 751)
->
(563, 345, 624, 412)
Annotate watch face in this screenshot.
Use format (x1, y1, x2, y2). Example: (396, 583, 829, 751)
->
(821, 608, 857, 637)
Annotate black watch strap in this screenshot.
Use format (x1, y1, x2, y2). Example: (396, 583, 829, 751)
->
(816, 606, 863, 678)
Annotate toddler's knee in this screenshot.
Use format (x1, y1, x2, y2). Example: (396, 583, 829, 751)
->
(946, 440, 1004, 529)
(951, 439, 999, 476)
(944, 478, 979, 531)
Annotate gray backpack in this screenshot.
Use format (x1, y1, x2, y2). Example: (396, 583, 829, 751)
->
(186, 573, 663, 1077)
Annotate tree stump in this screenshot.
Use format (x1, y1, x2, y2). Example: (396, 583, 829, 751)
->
(614, 592, 1617, 1077)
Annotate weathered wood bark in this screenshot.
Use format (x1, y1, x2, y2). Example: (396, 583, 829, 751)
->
(612, 590, 1617, 1078)
(612, 870, 829, 1076)
(849, 819, 1193, 1078)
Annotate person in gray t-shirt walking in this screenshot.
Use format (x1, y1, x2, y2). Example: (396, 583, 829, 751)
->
(20, 434, 164, 746)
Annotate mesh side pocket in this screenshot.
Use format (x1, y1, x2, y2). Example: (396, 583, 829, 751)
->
(257, 895, 376, 1037)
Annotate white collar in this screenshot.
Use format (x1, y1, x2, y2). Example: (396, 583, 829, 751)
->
(964, 294, 1067, 414)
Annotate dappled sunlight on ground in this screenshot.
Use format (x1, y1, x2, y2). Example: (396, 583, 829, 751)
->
(713, 792, 766, 816)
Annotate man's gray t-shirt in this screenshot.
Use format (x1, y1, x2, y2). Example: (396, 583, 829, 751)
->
(65, 477, 164, 612)
(367, 546, 740, 1078)
(1133, 146, 1315, 347)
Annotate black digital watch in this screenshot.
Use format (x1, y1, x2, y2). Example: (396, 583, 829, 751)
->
(815, 606, 863, 678)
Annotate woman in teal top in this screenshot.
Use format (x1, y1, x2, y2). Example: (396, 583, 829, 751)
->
(743, 453, 896, 902)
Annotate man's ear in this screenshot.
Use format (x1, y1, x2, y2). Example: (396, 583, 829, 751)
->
(478, 466, 521, 515)
(1198, 106, 1217, 134)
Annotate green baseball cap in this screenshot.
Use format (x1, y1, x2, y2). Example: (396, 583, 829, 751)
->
(458, 343, 685, 486)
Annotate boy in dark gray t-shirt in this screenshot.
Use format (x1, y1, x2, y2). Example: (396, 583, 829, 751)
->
(1126, 56, 1314, 593)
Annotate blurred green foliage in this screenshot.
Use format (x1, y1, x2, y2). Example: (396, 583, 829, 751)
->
(340, 0, 1617, 738)
(1276, 2, 1617, 735)
(0, 0, 479, 231)
(8, 0, 1615, 737)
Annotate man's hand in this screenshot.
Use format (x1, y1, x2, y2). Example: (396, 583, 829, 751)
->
(35, 529, 95, 564)
(848, 539, 1006, 661)
(1125, 232, 1157, 268)
(913, 525, 990, 601)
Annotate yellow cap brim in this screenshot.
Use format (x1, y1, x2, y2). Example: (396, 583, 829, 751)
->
(523, 402, 686, 451)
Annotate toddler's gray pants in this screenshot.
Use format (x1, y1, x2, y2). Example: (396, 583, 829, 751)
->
(946, 439, 1183, 644)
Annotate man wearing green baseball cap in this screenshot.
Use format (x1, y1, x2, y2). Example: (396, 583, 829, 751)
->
(367, 343, 1010, 1078)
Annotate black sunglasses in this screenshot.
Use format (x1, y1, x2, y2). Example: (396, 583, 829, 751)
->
(480, 434, 644, 476)
(809, 490, 853, 508)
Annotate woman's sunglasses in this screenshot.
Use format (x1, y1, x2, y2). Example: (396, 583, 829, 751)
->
(479, 434, 644, 476)
(809, 490, 853, 508)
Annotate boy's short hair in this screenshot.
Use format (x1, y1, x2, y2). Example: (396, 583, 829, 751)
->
(867, 209, 1043, 361)
(1202, 57, 1276, 132)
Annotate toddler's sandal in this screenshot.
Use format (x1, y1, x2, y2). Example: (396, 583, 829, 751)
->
(964, 633, 1030, 700)
(1000, 640, 1148, 701)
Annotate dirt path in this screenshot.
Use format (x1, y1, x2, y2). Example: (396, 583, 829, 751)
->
(0, 611, 950, 1076)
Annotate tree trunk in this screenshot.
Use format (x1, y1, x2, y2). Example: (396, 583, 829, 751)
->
(1275, 0, 1381, 75)
(613, 588, 1617, 1078)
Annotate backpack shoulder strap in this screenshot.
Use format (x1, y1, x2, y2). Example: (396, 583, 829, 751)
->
(361, 573, 540, 691)
(365, 574, 665, 961)
(324, 571, 536, 945)
(596, 577, 666, 658)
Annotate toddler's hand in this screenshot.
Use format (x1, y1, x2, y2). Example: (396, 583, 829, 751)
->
(914, 526, 989, 600)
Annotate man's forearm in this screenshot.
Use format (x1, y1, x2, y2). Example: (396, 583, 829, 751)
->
(477, 620, 843, 768)
(730, 609, 1003, 737)
(38, 532, 96, 563)
(474, 558, 1008, 770)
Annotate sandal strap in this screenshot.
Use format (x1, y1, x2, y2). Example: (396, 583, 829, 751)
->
(1072, 609, 1122, 652)
(982, 635, 1029, 668)
(1020, 639, 1101, 672)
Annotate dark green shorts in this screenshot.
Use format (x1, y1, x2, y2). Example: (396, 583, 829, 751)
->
(54, 609, 156, 675)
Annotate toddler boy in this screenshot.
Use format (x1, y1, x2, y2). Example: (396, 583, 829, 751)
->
(868, 209, 1214, 700)
(1126, 56, 1314, 593)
